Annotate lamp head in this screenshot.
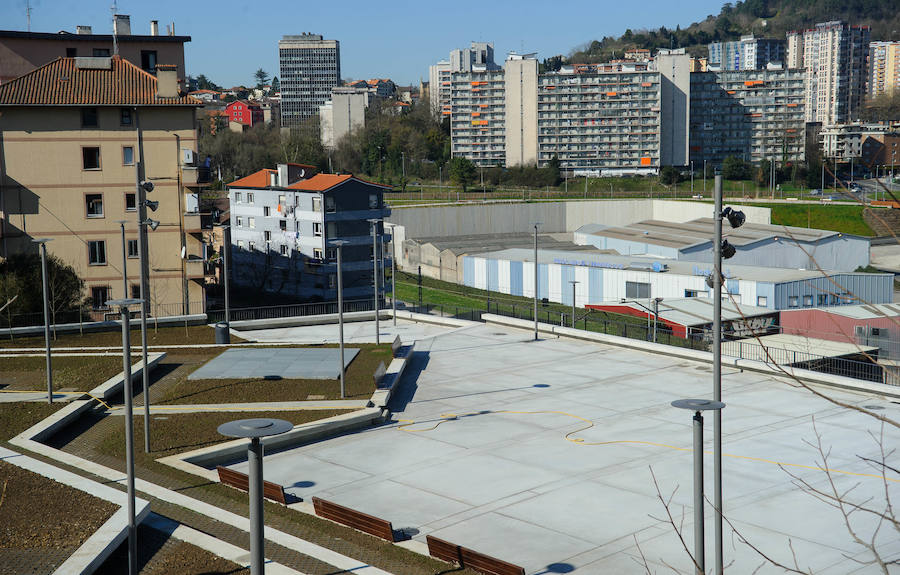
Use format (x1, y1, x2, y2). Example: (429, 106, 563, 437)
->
(143, 219, 160, 231)
(722, 206, 745, 229)
(140, 180, 154, 193)
(721, 239, 737, 259)
(144, 199, 159, 212)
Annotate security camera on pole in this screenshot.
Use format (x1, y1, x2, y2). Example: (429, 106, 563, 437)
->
(136, 162, 158, 453)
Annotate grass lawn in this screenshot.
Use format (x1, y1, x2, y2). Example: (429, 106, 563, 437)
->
(0, 324, 245, 349)
(158, 344, 393, 404)
(730, 202, 875, 236)
(0, 402, 65, 443)
(0, 356, 126, 392)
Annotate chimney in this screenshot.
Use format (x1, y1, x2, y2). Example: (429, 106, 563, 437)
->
(155, 64, 178, 98)
(76, 25, 92, 35)
(113, 14, 131, 36)
(278, 164, 289, 187)
(150, 20, 159, 36)
(170, 21, 175, 36)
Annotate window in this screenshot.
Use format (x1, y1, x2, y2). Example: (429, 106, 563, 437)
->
(757, 296, 768, 307)
(684, 289, 700, 298)
(127, 239, 139, 258)
(237, 240, 245, 250)
(120, 109, 133, 126)
(312, 197, 322, 212)
(328, 274, 336, 289)
(313, 248, 324, 260)
(140, 50, 158, 74)
(91, 286, 110, 310)
(88, 240, 107, 265)
(327, 222, 338, 237)
(817, 294, 827, 306)
(278, 194, 286, 205)
(82, 147, 101, 170)
(279, 220, 287, 231)
(325, 196, 335, 212)
(789, 296, 799, 307)
(313, 222, 323, 236)
(85, 194, 104, 218)
(871, 327, 883, 337)
(803, 295, 812, 306)
(92, 48, 110, 57)
(625, 281, 650, 299)
(123, 146, 134, 165)
(280, 245, 288, 256)
(263, 206, 270, 217)
(369, 193, 379, 209)
(130, 284, 141, 299)
(81, 108, 98, 127)
(125, 193, 136, 211)
(249, 241, 256, 251)
(326, 247, 337, 261)
(264, 231, 271, 241)
(247, 192, 254, 203)
(234, 192, 242, 203)
(248, 217, 256, 228)
(66, 47, 77, 57)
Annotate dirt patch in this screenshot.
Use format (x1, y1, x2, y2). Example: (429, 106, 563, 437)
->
(0, 461, 117, 550)
(0, 325, 245, 350)
(0, 356, 125, 392)
(0, 402, 65, 442)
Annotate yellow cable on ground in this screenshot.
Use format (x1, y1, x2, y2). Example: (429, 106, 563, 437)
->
(397, 410, 899, 483)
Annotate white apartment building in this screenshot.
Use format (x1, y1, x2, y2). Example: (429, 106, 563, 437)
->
(428, 60, 451, 118)
(279, 33, 340, 128)
(319, 87, 369, 149)
(869, 41, 900, 98)
(708, 35, 785, 71)
(786, 21, 870, 125)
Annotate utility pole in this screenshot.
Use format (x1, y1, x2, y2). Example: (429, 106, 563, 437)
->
(713, 173, 724, 575)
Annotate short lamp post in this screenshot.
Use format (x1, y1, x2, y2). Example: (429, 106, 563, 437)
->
(218, 418, 293, 575)
(367, 218, 381, 345)
(115, 220, 129, 299)
(532, 222, 542, 341)
(329, 240, 347, 398)
(672, 398, 726, 575)
(107, 297, 144, 575)
(33, 238, 53, 403)
(569, 280, 579, 328)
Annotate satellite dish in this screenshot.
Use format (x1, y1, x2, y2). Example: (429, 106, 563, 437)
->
(181, 246, 186, 259)
(299, 168, 305, 178)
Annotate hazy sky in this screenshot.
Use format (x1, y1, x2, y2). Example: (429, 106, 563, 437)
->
(3, 0, 727, 87)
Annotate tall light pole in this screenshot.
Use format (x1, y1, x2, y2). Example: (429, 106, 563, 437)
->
(703, 159, 707, 196)
(690, 161, 694, 196)
(439, 165, 443, 201)
(222, 225, 231, 326)
(33, 238, 53, 404)
(107, 297, 143, 575)
(569, 280, 579, 328)
(653, 297, 662, 343)
(116, 220, 128, 298)
(390, 233, 396, 326)
(367, 218, 381, 345)
(533, 222, 542, 341)
(218, 418, 292, 575)
(136, 164, 156, 454)
(329, 240, 347, 398)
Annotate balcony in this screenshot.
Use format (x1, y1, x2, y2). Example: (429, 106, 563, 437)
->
(184, 211, 214, 233)
(185, 257, 216, 280)
(182, 166, 212, 188)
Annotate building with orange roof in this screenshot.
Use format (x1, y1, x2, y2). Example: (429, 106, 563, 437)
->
(0, 55, 210, 319)
(224, 100, 263, 128)
(226, 164, 391, 300)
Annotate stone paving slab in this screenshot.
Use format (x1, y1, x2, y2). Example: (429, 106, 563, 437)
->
(188, 347, 359, 380)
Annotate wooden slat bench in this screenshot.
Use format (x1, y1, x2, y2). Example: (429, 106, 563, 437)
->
(426, 534, 525, 575)
(216, 466, 288, 505)
(311, 496, 395, 542)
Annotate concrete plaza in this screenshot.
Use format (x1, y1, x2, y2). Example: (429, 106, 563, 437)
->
(232, 321, 900, 574)
(236, 318, 458, 344)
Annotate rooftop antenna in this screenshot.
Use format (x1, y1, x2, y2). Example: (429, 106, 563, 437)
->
(25, 0, 31, 32)
(111, 0, 118, 56)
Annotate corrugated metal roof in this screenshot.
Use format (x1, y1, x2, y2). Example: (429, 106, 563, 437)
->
(806, 303, 900, 320)
(590, 298, 773, 327)
(0, 56, 200, 106)
(723, 334, 877, 359)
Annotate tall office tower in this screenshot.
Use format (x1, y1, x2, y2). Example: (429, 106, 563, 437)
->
(279, 33, 340, 129)
(786, 21, 870, 125)
(708, 35, 785, 71)
(869, 41, 900, 98)
(428, 59, 451, 117)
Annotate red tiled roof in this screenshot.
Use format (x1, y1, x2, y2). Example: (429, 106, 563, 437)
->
(0, 56, 201, 106)
(228, 169, 276, 188)
(287, 174, 352, 191)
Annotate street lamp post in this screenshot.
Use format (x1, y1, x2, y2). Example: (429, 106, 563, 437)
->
(116, 220, 128, 298)
(330, 240, 347, 399)
(107, 297, 144, 575)
(569, 280, 579, 328)
(672, 398, 726, 575)
(391, 234, 397, 326)
(218, 418, 293, 575)
(136, 165, 156, 454)
(690, 161, 694, 196)
(703, 159, 707, 196)
(33, 238, 53, 404)
(653, 297, 662, 343)
(367, 219, 381, 345)
(533, 222, 542, 341)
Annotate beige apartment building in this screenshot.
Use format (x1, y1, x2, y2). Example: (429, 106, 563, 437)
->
(0, 56, 208, 318)
(869, 41, 900, 98)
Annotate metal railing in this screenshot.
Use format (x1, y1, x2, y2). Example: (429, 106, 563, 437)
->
(206, 299, 376, 323)
(1, 301, 206, 330)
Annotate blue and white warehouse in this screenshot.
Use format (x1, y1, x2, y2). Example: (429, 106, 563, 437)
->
(461, 248, 893, 311)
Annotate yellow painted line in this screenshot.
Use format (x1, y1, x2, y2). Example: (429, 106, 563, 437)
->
(398, 410, 899, 483)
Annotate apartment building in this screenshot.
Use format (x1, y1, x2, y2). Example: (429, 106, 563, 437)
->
(0, 15, 190, 85)
(428, 60, 451, 117)
(869, 41, 900, 98)
(690, 67, 806, 166)
(227, 164, 391, 300)
(319, 87, 369, 149)
(786, 21, 870, 125)
(224, 100, 263, 128)
(0, 56, 208, 317)
(708, 35, 785, 71)
(449, 67, 507, 166)
(820, 123, 896, 162)
(278, 34, 340, 129)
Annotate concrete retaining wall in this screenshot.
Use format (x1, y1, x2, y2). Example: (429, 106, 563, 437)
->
(5, 314, 207, 338)
(229, 310, 392, 331)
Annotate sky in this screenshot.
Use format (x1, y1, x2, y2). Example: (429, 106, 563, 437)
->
(3, 0, 727, 88)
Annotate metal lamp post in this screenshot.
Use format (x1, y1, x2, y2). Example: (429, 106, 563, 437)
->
(135, 167, 156, 454)
(532, 222, 542, 341)
(367, 218, 381, 345)
(653, 297, 662, 343)
(33, 238, 53, 403)
(218, 418, 293, 575)
(672, 398, 725, 575)
(330, 240, 347, 398)
(107, 297, 144, 575)
(569, 280, 579, 328)
(390, 232, 397, 326)
(116, 220, 128, 298)
(221, 225, 231, 326)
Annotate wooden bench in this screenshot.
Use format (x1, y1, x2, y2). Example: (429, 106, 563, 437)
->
(216, 466, 288, 505)
(311, 496, 395, 542)
(372, 360, 387, 388)
(391, 335, 403, 357)
(426, 535, 525, 575)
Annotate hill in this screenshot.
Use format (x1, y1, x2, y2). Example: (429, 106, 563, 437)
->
(561, 0, 900, 67)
